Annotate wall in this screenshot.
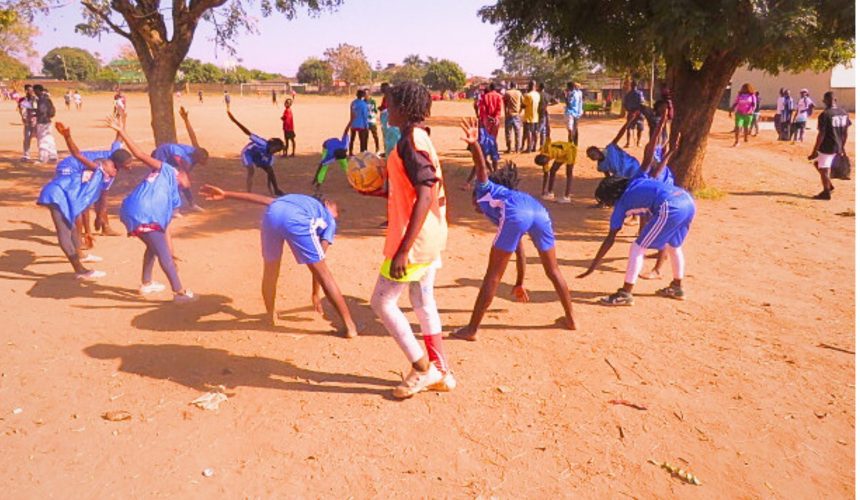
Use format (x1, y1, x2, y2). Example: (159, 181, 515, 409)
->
(730, 66, 854, 111)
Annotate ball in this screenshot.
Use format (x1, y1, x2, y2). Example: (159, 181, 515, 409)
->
(346, 151, 386, 194)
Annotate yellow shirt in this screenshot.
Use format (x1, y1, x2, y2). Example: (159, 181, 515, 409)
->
(522, 91, 540, 123)
(540, 141, 577, 167)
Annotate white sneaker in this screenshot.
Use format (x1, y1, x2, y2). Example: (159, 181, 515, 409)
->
(173, 290, 197, 303)
(139, 281, 166, 294)
(557, 196, 572, 204)
(80, 254, 103, 263)
(393, 364, 443, 399)
(429, 371, 457, 392)
(541, 193, 556, 201)
(76, 270, 106, 281)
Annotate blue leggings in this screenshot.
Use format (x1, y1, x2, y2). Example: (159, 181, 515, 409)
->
(139, 231, 182, 292)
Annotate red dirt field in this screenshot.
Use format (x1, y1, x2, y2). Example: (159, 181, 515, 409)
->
(0, 93, 854, 497)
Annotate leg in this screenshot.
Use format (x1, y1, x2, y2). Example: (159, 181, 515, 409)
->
(77, 212, 93, 250)
(819, 167, 834, 192)
(732, 124, 740, 146)
(349, 128, 357, 155)
(537, 247, 576, 329)
(621, 242, 648, 293)
(49, 207, 87, 274)
(408, 266, 449, 374)
(370, 275, 429, 370)
(564, 163, 574, 198)
(655, 245, 687, 300)
(504, 118, 512, 152)
(139, 231, 184, 293)
(452, 246, 512, 341)
(370, 125, 380, 151)
(307, 260, 359, 337)
(262, 259, 280, 325)
(140, 235, 157, 285)
(359, 129, 369, 152)
(514, 118, 522, 152)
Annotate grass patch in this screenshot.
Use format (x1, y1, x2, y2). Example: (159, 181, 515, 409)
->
(693, 186, 726, 200)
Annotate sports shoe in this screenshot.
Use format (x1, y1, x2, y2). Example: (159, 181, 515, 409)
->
(813, 190, 831, 200)
(541, 192, 556, 201)
(600, 289, 634, 306)
(557, 196, 572, 204)
(393, 364, 443, 399)
(173, 290, 198, 303)
(80, 254, 103, 263)
(428, 371, 457, 392)
(656, 284, 685, 300)
(75, 270, 106, 281)
(139, 281, 166, 294)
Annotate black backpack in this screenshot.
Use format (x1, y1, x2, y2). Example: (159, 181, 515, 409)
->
(831, 154, 852, 180)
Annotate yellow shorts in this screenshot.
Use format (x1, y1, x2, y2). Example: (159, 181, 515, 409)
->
(379, 259, 437, 282)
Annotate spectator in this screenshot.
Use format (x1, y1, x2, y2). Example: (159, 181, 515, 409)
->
(522, 81, 541, 153)
(537, 82, 550, 146)
(349, 88, 370, 155)
(33, 84, 58, 163)
(807, 91, 851, 200)
(113, 89, 127, 129)
(564, 81, 583, 145)
(73, 90, 82, 110)
(622, 80, 646, 147)
(365, 90, 381, 153)
(751, 91, 761, 136)
(63, 90, 72, 110)
(791, 88, 815, 143)
(729, 83, 757, 147)
(779, 89, 795, 141)
(478, 82, 503, 139)
(224, 90, 231, 108)
(18, 84, 36, 161)
(503, 81, 523, 153)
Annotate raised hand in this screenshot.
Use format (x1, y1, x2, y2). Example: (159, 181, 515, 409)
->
(55, 122, 71, 137)
(179, 106, 189, 120)
(103, 115, 123, 131)
(460, 117, 479, 145)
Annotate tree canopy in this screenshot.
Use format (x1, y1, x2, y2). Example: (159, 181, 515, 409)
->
(324, 43, 371, 88)
(296, 57, 334, 87)
(481, 0, 855, 189)
(0, 50, 28, 79)
(42, 46, 100, 81)
(423, 59, 467, 92)
(494, 44, 586, 92)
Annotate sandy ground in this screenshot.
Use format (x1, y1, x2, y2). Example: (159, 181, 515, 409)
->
(0, 92, 854, 498)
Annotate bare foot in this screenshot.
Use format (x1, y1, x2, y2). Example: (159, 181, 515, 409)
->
(343, 325, 359, 339)
(564, 316, 577, 330)
(450, 327, 478, 342)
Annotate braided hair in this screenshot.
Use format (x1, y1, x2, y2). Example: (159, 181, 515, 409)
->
(488, 161, 520, 190)
(389, 81, 431, 125)
(594, 176, 631, 206)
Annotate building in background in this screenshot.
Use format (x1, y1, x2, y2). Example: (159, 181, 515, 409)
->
(730, 62, 855, 111)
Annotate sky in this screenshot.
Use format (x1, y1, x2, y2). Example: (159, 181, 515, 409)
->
(30, 0, 504, 77)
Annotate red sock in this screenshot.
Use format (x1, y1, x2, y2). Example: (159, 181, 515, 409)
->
(423, 334, 448, 373)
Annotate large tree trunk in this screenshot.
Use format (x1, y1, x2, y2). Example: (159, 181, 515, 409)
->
(666, 51, 741, 190)
(144, 60, 181, 145)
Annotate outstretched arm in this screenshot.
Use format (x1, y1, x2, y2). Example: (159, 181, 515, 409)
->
(105, 118, 162, 170)
(461, 117, 488, 183)
(577, 229, 619, 278)
(179, 107, 200, 148)
(649, 144, 676, 179)
(342, 122, 351, 137)
(55, 123, 98, 170)
(227, 110, 252, 136)
(199, 184, 275, 205)
(611, 111, 638, 145)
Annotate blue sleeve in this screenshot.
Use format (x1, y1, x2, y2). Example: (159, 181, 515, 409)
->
(320, 214, 336, 244)
(609, 203, 627, 231)
(250, 134, 267, 148)
(110, 141, 122, 153)
(476, 180, 508, 198)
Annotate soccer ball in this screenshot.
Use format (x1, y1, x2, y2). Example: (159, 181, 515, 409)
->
(346, 151, 386, 194)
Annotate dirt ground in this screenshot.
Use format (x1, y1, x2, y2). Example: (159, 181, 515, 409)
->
(0, 92, 854, 498)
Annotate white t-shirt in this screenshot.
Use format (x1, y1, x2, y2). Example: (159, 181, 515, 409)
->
(796, 97, 815, 121)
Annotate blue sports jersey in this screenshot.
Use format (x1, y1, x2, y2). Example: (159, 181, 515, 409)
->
(475, 180, 555, 252)
(152, 143, 196, 171)
(55, 141, 122, 176)
(321, 133, 350, 165)
(350, 99, 370, 129)
(241, 134, 274, 168)
(37, 165, 114, 225)
(609, 177, 691, 231)
(261, 194, 337, 264)
(599, 143, 674, 184)
(479, 128, 500, 161)
(380, 110, 401, 156)
(120, 162, 181, 234)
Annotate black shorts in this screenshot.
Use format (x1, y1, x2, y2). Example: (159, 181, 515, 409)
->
(284, 131, 296, 140)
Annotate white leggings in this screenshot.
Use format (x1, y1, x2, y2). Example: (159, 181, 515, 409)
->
(370, 266, 441, 363)
(624, 243, 685, 284)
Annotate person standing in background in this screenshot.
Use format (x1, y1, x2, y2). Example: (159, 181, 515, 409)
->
(33, 84, 58, 163)
(807, 91, 851, 200)
(478, 82, 503, 140)
(622, 80, 646, 147)
(349, 89, 370, 155)
(366, 90, 381, 154)
(537, 82, 551, 147)
(791, 88, 815, 143)
(503, 81, 522, 153)
(522, 81, 541, 153)
(564, 81, 583, 145)
(73, 90, 82, 110)
(19, 84, 36, 162)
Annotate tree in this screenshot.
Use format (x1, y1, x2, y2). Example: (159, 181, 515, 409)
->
(481, 0, 854, 190)
(324, 43, 371, 90)
(296, 57, 334, 88)
(496, 44, 586, 93)
(402, 54, 426, 68)
(42, 47, 100, 81)
(0, 7, 38, 59)
(423, 59, 467, 92)
(0, 50, 28, 79)
(178, 58, 224, 83)
(59, 0, 343, 145)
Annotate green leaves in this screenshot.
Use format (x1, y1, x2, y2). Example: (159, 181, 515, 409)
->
(42, 47, 100, 81)
(297, 57, 334, 87)
(423, 59, 467, 92)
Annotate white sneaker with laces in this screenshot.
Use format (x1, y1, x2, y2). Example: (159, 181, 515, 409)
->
(80, 254, 103, 263)
(429, 371, 457, 392)
(76, 270, 106, 281)
(393, 364, 443, 399)
(557, 196, 572, 204)
(173, 290, 197, 303)
(541, 192, 556, 201)
(139, 281, 166, 294)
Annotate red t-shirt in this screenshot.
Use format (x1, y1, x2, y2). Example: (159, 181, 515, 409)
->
(479, 91, 503, 121)
(281, 108, 294, 132)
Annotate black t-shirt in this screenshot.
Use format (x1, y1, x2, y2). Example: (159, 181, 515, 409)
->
(397, 126, 438, 188)
(817, 107, 852, 154)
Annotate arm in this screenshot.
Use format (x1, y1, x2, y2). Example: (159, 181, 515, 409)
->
(512, 240, 529, 303)
(640, 118, 668, 171)
(461, 118, 488, 182)
(179, 107, 200, 148)
(342, 122, 351, 137)
(198, 184, 275, 205)
(107, 120, 162, 171)
(649, 145, 675, 179)
(311, 240, 330, 314)
(611, 111, 638, 145)
(577, 229, 619, 278)
(55, 123, 98, 170)
(227, 110, 252, 136)
(808, 120, 825, 160)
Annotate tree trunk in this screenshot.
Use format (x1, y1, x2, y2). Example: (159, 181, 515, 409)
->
(666, 52, 741, 190)
(144, 61, 179, 145)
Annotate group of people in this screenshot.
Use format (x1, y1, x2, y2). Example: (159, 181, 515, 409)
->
(36, 79, 704, 400)
(17, 83, 59, 163)
(62, 89, 84, 111)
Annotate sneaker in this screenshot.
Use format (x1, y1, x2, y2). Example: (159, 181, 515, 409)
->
(557, 196, 572, 204)
(80, 254, 103, 263)
(393, 364, 443, 399)
(656, 284, 685, 301)
(541, 192, 556, 201)
(428, 371, 457, 392)
(600, 288, 634, 306)
(76, 270, 106, 281)
(813, 190, 831, 200)
(173, 290, 198, 303)
(139, 281, 166, 294)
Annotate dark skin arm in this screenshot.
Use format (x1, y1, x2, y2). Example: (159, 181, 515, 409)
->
(611, 111, 638, 145)
(513, 240, 529, 302)
(106, 118, 163, 171)
(808, 124, 825, 160)
(179, 106, 200, 149)
(390, 185, 433, 279)
(55, 123, 100, 171)
(578, 228, 620, 278)
(199, 184, 274, 205)
(227, 110, 253, 136)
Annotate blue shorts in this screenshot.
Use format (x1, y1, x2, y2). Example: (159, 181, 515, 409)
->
(494, 206, 556, 253)
(260, 203, 326, 265)
(635, 193, 696, 250)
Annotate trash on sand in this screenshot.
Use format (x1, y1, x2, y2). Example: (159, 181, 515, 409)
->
(101, 410, 132, 422)
(608, 399, 647, 411)
(497, 385, 512, 394)
(202, 468, 214, 477)
(12, 408, 22, 415)
(649, 459, 702, 485)
(191, 386, 229, 410)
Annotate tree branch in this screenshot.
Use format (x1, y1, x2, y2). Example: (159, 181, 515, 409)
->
(81, 0, 132, 39)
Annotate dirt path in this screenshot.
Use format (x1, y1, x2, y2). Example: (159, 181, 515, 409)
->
(0, 93, 853, 497)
